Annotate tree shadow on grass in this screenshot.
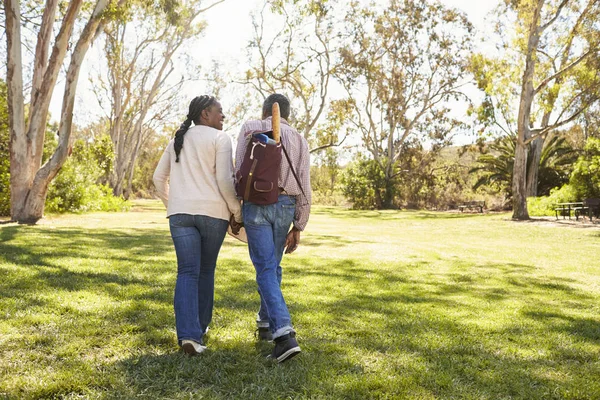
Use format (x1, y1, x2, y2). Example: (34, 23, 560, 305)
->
(0, 225, 173, 266)
(109, 340, 369, 400)
(281, 259, 600, 399)
(522, 310, 600, 342)
(2, 222, 599, 399)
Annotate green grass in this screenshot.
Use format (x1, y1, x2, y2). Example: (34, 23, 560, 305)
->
(1, 200, 599, 399)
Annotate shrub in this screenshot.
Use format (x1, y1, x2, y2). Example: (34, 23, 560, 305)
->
(527, 185, 579, 216)
(341, 157, 388, 209)
(46, 139, 129, 213)
(568, 137, 600, 199)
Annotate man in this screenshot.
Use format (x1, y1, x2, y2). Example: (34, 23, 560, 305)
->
(235, 93, 311, 363)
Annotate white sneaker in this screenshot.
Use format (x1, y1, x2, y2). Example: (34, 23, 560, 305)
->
(181, 340, 207, 355)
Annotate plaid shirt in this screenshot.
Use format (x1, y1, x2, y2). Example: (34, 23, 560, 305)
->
(235, 117, 312, 231)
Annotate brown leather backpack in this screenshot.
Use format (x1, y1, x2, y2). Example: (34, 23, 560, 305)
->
(235, 129, 282, 205)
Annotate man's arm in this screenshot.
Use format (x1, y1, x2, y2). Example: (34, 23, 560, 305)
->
(292, 138, 312, 231)
(286, 137, 312, 254)
(235, 122, 250, 173)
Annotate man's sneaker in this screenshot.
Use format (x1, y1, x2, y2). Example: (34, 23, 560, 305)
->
(256, 327, 273, 341)
(270, 332, 301, 363)
(181, 340, 206, 356)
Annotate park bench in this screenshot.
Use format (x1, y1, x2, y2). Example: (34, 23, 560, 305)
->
(458, 200, 484, 213)
(574, 198, 600, 221)
(554, 202, 582, 219)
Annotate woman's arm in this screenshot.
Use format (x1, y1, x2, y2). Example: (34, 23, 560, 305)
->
(216, 134, 242, 222)
(153, 142, 172, 208)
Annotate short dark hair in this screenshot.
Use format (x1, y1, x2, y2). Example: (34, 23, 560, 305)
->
(262, 93, 290, 120)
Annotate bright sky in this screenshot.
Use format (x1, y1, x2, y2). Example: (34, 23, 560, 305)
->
(197, 0, 500, 64)
(51, 0, 501, 134)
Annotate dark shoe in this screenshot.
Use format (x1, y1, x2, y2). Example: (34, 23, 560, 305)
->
(256, 327, 273, 341)
(270, 332, 301, 363)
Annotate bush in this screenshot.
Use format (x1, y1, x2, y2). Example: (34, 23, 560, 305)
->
(568, 137, 600, 199)
(527, 185, 579, 216)
(46, 139, 129, 213)
(341, 157, 389, 209)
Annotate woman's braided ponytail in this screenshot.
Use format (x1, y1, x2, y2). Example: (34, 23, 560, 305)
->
(174, 95, 217, 162)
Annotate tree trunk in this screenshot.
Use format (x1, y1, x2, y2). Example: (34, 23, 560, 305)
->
(7, 0, 111, 224)
(382, 177, 395, 209)
(5, 0, 27, 220)
(512, 0, 544, 220)
(526, 136, 545, 197)
(512, 141, 529, 219)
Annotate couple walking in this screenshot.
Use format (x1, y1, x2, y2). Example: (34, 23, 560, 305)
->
(153, 94, 311, 363)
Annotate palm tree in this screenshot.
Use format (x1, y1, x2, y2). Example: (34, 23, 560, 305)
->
(470, 135, 516, 201)
(470, 133, 576, 203)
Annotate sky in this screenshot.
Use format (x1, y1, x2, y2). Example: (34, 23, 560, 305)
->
(198, 0, 499, 60)
(49, 0, 502, 140)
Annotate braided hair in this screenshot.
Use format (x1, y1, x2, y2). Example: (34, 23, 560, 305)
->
(174, 95, 217, 162)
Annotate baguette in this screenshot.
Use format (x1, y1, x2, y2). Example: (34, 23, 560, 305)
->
(272, 102, 281, 143)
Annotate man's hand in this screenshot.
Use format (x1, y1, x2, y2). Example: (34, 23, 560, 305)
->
(285, 226, 301, 254)
(230, 214, 243, 235)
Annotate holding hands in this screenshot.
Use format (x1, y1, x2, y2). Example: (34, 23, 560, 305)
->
(230, 214, 244, 235)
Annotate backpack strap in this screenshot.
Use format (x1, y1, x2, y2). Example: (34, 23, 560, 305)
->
(280, 141, 307, 201)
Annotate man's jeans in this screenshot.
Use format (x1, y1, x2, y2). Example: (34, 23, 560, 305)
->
(243, 195, 296, 339)
(169, 214, 228, 344)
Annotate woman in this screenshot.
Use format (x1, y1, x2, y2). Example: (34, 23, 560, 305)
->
(153, 95, 242, 355)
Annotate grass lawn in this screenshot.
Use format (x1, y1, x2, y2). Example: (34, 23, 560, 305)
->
(1, 200, 599, 399)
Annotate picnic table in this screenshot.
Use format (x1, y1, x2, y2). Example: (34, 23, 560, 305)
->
(554, 202, 583, 220)
(574, 198, 600, 221)
(458, 200, 485, 213)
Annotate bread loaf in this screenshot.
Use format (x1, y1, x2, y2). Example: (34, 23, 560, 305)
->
(272, 102, 281, 143)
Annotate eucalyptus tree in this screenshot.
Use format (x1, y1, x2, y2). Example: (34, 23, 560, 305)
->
(3, 0, 119, 223)
(241, 0, 340, 150)
(336, 0, 473, 208)
(473, 0, 600, 219)
(92, 0, 224, 198)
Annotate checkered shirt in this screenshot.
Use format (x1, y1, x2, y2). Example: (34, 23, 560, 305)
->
(235, 117, 312, 231)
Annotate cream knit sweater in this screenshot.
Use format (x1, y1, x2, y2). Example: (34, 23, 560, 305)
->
(153, 125, 242, 222)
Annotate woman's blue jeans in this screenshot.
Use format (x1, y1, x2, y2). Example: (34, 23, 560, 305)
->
(169, 214, 228, 344)
(243, 195, 296, 339)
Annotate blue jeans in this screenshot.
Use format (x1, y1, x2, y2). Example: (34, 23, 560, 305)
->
(169, 214, 228, 344)
(243, 195, 296, 339)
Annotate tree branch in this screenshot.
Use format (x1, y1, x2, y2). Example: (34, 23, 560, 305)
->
(533, 50, 592, 96)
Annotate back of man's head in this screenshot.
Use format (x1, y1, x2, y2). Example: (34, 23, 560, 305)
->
(262, 94, 291, 120)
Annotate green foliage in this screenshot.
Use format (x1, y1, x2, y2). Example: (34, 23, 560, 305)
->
(341, 144, 483, 210)
(46, 139, 129, 213)
(90, 134, 115, 184)
(527, 185, 579, 216)
(0, 80, 9, 216)
(337, 0, 473, 208)
(131, 134, 169, 198)
(470, 135, 515, 199)
(568, 137, 600, 199)
(310, 163, 346, 206)
(341, 157, 389, 209)
(537, 135, 578, 195)
(470, 134, 577, 201)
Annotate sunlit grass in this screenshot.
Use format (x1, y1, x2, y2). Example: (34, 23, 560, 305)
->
(1, 200, 599, 399)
